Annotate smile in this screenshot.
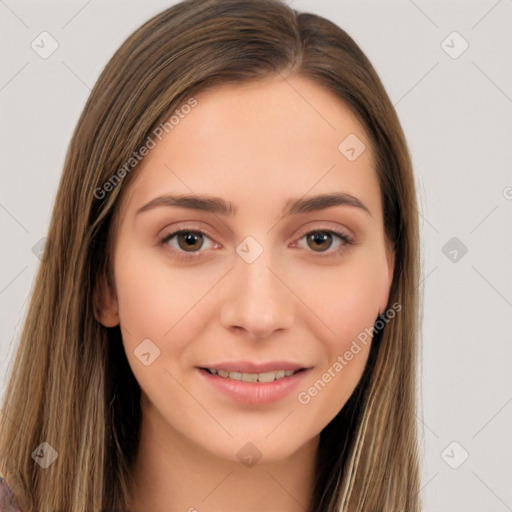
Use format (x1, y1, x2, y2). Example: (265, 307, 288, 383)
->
(204, 368, 303, 383)
(198, 366, 311, 405)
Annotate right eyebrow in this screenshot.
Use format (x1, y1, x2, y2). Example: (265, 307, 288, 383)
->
(136, 193, 236, 217)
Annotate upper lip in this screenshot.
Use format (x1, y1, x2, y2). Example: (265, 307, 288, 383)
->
(198, 360, 309, 373)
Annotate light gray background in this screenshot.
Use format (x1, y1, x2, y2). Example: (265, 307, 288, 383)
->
(1, 1, 511, 510)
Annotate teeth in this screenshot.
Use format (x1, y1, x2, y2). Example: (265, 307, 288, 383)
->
(207, 368, 298, 382)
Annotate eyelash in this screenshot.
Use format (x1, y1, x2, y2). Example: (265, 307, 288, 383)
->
(160, 227, 354, 261)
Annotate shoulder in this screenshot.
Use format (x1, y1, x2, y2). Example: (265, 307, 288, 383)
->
(0, 471, 22, 512)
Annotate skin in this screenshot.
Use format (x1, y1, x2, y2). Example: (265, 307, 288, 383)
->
(95, 74, 394, 512)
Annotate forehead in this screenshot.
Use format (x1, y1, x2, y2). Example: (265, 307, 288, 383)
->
(118, 75, 380, 220)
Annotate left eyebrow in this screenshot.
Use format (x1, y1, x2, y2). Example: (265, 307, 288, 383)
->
(135, 192, 372, 219)
(283, 192, 372, 219)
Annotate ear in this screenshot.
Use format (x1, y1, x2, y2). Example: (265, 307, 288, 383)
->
(93, 269, 120, 327)
(379, 242, 395, 314)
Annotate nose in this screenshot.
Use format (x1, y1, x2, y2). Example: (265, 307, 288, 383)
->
(220, 245, 295, 339)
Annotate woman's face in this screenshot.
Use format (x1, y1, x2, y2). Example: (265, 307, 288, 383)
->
(98, 75, 394, 464)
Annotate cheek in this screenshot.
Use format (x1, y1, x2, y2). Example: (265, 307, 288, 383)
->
(290, 248, 388, 349)
(332, 265, 383, 337)
(113, 246, 220, 353)
(290, 250, 385, 419)
(112, 247, 219, 399)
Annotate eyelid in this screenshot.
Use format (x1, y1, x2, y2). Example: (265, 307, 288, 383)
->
(293, 219, 354, 241)
(159, 221, 217, 242)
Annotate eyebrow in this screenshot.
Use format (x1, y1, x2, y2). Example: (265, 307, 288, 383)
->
(135, 192, 372, 218)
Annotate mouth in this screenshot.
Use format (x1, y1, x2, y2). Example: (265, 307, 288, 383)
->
(200, 367, 306, 383)
(197, 364, 312, 405)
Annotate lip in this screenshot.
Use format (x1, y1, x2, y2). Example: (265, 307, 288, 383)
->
(197, 360, 307, 373)
(197, 365, 312, 405)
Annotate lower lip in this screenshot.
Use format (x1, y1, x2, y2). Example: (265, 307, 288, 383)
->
(197, 368, 311, 405)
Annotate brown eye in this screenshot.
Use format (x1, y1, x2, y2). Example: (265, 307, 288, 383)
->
(176, 231, 204, 252)
(295, 229, 354, 259)
(161, 228, 217, 261)
(306, 231, 334, 252)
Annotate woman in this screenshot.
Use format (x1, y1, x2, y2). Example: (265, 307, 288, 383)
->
(0, 0, 422, 510)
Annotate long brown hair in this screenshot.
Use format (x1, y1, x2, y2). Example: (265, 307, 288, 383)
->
(0, 0, 421, 510)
